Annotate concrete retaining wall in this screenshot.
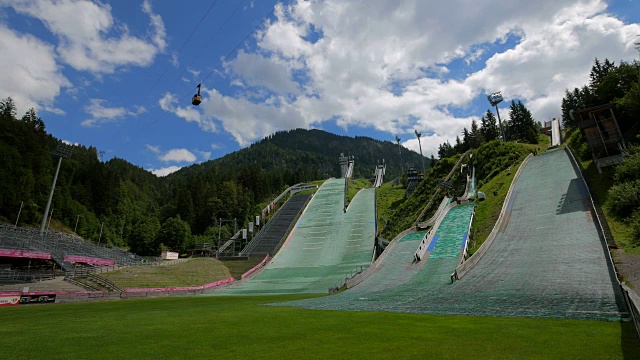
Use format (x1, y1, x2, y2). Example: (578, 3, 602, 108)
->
(621, 283, 640, 339)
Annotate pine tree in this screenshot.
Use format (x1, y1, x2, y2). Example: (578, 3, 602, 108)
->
(469, 119, 483, 148)
(508, 100, 538, 144)
(589, 58, 615, 90)
(454, 135, 463, 153)
(461, 128, 471, 152)
(480, 110, 500, 142)
(561, 90, 578, 130)
(21, 108, 45, 132)
(438, 141, 454, 159)
(0, 97, 17, 120)
(517, 101, 538, 144)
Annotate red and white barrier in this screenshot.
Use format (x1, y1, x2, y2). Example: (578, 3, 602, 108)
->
(64, 255, 115, 266)
(124, 277, 235, 293)
(241, 255, 270, 279)
(0, 248, 51, 259)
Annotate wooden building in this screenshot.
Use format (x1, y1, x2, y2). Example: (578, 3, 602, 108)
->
(572, 103, 627, 173)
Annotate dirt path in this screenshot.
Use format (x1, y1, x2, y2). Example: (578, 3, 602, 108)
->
(612, 249, 640, 290)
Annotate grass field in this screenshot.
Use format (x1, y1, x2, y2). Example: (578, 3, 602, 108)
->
(376, 181, 406, 235)
(346, 178, 372, 204)
(1, 295, 637, 359)
(100, 258, 232, 288)
(577, 158, 639, 254)
(469, 162, 522, 254)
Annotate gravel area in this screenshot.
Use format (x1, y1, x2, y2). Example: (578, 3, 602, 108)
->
(612, 249, 640, 290)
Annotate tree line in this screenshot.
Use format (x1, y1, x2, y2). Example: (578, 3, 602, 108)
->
(0, 100, 428, 255)
(438, 100, 540, 160)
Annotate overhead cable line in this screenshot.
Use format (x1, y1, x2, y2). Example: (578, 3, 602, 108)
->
(198, 6, 276, 85)
(128, 3, 278, 142)
(112, 0, 222, 142)
(141, 0, 221, 105)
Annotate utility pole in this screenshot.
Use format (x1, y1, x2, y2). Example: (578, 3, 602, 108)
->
(14, 201, 23, 229)
(488, 92, 506, 142)
(46, 208, 54, 233)
(40, 143, 72, 237)
(415, 130, 426, 175)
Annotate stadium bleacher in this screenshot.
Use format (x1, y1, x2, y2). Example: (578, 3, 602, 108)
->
(0, 224, 148, 277)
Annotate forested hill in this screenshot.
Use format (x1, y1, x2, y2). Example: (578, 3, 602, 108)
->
(0, 99, 427, 255)
(171, 128, 429, 181)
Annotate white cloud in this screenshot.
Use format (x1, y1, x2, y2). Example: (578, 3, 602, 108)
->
(160, 148, 197, 163)
(211, 143, 223, 150)
(201, 88, 309, 146)
(149, 165, 182, 177)
(464, 1, 640, 122)
(230, 79, 245, 87)
(159, 0, 638, 154)
(170, 53, 179, 67)
(146, 144, 160, 153)
(2, 0, 167, 73)
(226, 50, 299, 94)
(62, 139, 79, 146)
(159, 92, 217, 132)
(194, 149, 212, 161)
(187, 67, 200, 79)
(81, 99, 147, 127)
(0, 25, 70, 115)
(142, 0, 167, 51)
(465, 48, 485, 65)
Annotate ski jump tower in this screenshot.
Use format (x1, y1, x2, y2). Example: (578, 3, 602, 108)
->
(339, 153, 354, 178)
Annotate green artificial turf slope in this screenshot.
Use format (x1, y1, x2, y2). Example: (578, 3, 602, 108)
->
(1, 295, 638, 359)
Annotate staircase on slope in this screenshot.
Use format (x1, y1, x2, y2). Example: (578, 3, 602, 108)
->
(241, 194, 312, 256)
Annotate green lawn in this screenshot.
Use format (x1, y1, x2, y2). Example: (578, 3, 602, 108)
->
(1, 295, 637, 359)
(346, 178, 372, 204)
(100, 258, 231, 288)
(222, 255, 268, 278)
(577, 158, 639, 254)
(469, 163, 521, 254)
(376, 181, 406, 236)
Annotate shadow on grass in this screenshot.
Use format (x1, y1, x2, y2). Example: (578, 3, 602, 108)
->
(620, 321, 640, 359)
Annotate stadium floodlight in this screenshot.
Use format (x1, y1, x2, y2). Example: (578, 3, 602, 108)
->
(395, 135, 403, 174)
(40, 143, 73, 237)
(487, 91, 507, 141)
(74, 214, 83, 234)
(414, 130, 426, 175)
(98, 221, 104, 245)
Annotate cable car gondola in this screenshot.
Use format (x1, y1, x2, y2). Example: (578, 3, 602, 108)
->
(192, 83, 202, 106)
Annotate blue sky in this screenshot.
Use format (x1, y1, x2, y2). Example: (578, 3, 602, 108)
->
(1, 0, 639, 176)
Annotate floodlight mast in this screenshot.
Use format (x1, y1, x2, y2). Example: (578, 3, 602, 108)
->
(39, 143, 73, 237)
(488, 91, 507, 142)
(395, 135, 404, 174)
(414, 130, 426, 175)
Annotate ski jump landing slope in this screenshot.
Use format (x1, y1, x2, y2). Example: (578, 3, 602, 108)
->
(285, 149, 626, 321)
(217, 178, 376, 295)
